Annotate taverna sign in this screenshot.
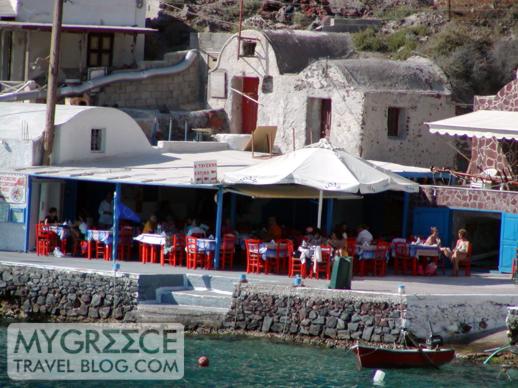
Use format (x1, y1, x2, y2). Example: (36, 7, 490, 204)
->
(193, 160, 218, 184)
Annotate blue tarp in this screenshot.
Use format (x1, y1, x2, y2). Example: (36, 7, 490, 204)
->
(117, 203, 140, 223)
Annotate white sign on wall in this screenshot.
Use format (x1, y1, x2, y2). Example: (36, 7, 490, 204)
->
(0, 173, 27, 204)
(193, 160, 218, 184)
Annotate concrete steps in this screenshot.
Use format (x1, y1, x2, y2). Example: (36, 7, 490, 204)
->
(171, 289, 232, 309)
(136, 304, 226, 328)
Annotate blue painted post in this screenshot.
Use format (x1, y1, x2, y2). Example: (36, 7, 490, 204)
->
(112, 183, 121, 261)
(213, 187, 224, 269)
(402, 192, 410, 238)
(325, 198, 334, 236)
(230, 193, 237, 230)
(23, 175, 32, 253)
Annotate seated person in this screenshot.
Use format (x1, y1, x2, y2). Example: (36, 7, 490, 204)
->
(222, 218, 235, 236)
(356, 225, 373, 247)
(143, 215, 158, 234)
(328, 232, 347, 256)
(265, 216, 282, 241)
(186, 219, 206, 237)
(162, 215, 177, 234)
(424, 226, 441, 246)
(441, 229, 470, 276)
(43, 207, 59, 224)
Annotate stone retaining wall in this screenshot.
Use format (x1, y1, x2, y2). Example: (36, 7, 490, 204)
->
(508, 307, 518, 345)
(224, 284, 405, 344)
(224, 284, 518, 344)
(0, 264, 138, 322)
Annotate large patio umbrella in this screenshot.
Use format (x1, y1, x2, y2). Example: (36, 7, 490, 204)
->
(223, 139, 419, 227)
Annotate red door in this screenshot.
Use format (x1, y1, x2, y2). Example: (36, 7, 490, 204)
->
(241, 77, 259, 134)
(320, 98, 332, 139)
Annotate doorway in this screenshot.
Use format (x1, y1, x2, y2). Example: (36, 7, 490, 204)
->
(241, 77, 259, 134)
(306, 97, 332, 145)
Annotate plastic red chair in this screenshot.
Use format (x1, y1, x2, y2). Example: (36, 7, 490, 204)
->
(162, 234, 186, 266)
(394, 242, 416, 275)
(274, 239, 293, 274)
(373, 247, 388, 276)
(457, 242, 473, 276)
(186, 236, 206, 269)
(310, 245, 332, 280)
(36, 223, 58, 256)
(117, 227, 133, 261)
(220, 234, 236, 270)
(245, 239, 264, 273)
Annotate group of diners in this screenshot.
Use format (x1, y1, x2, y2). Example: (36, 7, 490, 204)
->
(36, 206, 472, 277)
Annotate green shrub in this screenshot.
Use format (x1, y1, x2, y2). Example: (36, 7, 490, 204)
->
(292, 12, 312, 27)
(374, 6, 421, 20)
(243, 0, 261, 18)
(352, 28, 387, 52)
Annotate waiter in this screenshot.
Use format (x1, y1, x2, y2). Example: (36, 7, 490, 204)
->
(98, 192, 113, 228)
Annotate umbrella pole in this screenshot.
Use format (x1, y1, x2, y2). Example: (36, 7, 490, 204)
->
(317, 190, 323, 229)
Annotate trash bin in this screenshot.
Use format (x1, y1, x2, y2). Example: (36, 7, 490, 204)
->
(328, 256, 352, 290)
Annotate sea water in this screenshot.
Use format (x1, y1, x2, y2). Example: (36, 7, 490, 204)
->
(0, 329, 513, 388)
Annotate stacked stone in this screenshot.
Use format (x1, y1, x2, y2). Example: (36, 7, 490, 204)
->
(507, 307, 518, 345)
(224, 284, 404, 344)
(0, 265, 138, 322)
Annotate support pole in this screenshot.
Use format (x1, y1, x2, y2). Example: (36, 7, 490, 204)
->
(23, 175, 32, 253)
(213, 187, 224, 269)
(43, 0, 64, 165)
(168, 116, 172, 141)
(317, 190, 324, 229)
(402, 192, 410, 238)
(112, 183, 121, 261)
(230, 193, 237, 230)
(325, 198, 334, 236)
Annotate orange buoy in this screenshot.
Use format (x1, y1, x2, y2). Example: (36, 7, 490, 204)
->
(198, 356, 209, 367)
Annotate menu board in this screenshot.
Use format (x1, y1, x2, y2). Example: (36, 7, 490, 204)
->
(0, 173, 27, 204)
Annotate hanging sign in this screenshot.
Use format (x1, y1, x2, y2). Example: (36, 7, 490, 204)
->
(0, 173, 27, 204)
(193, 160, 218, 184)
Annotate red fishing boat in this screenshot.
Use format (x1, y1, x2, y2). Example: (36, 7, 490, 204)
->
(352, 343, 455, 369)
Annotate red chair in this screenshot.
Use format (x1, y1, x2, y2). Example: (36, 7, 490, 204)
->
(162, 234, 186, 266)
(288, 252, 306, 278)
(274, 239, 293, 274)
(220, 234, 236, 270)
(457, 243, 473, 276)
(36, 223, 58, 256)
(245, 239, 265, 273)
(96, 241, 108, 260)
(373, 247, 388, 276)
(394, 242, 416, 275)
(186, 236, 206, 269)
(310, 245, 332, 280)
(117, 227, 133, 261)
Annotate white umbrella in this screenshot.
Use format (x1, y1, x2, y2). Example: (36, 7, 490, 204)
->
(223, 139, 419, 228)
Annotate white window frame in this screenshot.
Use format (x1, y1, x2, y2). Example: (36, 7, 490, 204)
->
(90, 128, 105, 153)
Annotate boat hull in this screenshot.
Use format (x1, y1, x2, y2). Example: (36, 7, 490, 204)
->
(352, 344, 455, 369)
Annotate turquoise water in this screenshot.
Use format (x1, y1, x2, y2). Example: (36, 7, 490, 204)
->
(0, 329, 512, 388)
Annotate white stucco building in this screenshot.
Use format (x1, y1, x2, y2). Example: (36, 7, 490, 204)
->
(209, 29, 457, 168)
(0, 0, 158, 82)
(0, 102, 154, 252)
(0, 102, 153, 169)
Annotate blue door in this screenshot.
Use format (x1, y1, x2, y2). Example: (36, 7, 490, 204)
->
(499, 213, 518, 273)
(412, 207, 452, 248)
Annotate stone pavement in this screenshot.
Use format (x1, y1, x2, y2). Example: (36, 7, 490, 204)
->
(0, 251, 515, 296)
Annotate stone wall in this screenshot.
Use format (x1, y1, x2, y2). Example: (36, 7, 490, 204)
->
(224, 284, 518, 344)
(507, 307, 518, 345)
(96, 51, 204, 111)
(417, 185, 518, 214)
(225, 284, 405, 344)
(469, 74, 518, 178)
(0, 264, 138, 321)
